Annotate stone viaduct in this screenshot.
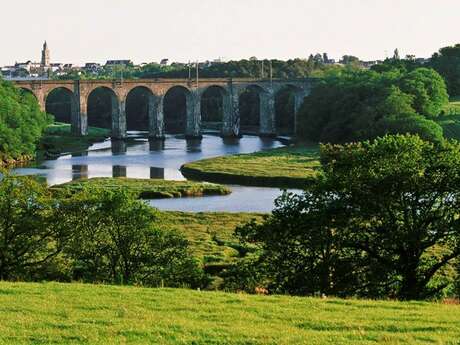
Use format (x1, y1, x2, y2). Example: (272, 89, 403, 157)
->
(13, 78, 314, 139)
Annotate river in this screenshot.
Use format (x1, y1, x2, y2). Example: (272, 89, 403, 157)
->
(14, 133, 299, 213)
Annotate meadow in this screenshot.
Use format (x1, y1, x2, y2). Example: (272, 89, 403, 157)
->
(159, 211, 263, 267)
(0, 282, 459, 345)
(181, 146, 321, 188)
(52, 177, 231, 199)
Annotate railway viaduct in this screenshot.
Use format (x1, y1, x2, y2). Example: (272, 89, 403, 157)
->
(13, 78, 314, 139)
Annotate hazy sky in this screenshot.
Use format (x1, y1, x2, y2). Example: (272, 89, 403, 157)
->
(1, 0, 459, 65)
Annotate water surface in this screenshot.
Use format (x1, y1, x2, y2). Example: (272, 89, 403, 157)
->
(15, 133, 299, 212)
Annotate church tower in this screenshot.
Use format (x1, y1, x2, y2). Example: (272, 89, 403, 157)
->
(41, 41, 50, 66)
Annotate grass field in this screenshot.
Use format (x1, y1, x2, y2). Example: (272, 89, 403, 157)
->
(159, 212, 263, 268)
(39, 123, 110, 157)
(438, 97, 460, 140)
(181, 146, 321, 188)
(52, 177, 231, 199)
(0, 282, 459, 345)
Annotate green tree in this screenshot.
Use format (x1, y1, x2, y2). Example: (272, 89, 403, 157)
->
(59, 188, 205, 287)
(0, 80, 51, 163)
(297, 68, 445, 143)
(430, 44, 460, 96)
(238, 135, 460, 300)
(0, 174, 63, 280)
(399, 68, 449, 117)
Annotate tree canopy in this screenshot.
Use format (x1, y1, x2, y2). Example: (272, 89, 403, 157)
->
(0, 79, 51, 163)
(430, 44, 460, 97)
(297, 68, 447, 143)
(235, 135, 460, 300)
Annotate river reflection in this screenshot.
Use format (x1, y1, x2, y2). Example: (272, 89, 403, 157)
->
(14, 133, 297, 212)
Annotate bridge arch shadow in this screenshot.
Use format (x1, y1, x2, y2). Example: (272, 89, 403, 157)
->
(275, 85, 302, 135)
(163, 86, 191, 135)
(45, 87, 78, 125)
(201, 85, 227, 133)
(239, 85, 267, 134)
(87, 87, 119, 133)
(125, 86, 154, 133)
(18, 87, 37, 101)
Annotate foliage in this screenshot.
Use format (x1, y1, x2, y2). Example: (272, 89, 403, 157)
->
(236, 135, 460, 300)
(430, 44, 460, 96)
(297, 68, 447, 143)
(1, 282, 460, 345)
(0, 175, 206, 288)
(55, 58, 340, 80)
(399, 68, 449, 117)
(0, 80, 51, 163)
(56, 188, 206, 288)
(0, 174, 63, 280)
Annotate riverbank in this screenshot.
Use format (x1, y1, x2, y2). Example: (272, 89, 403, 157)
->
(0, 154, 34, 168)
(52, 177, 231, 199)
(0, 282, 458, 345)
(181, 145, 321, 188)
(39, 123, 110, 158)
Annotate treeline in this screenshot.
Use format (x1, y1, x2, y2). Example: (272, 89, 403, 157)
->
(0, 175, 205, 287)
(0, 80, 51, 164)
(297, 67, 449, 143)
(57, 58, 338, 81)
(224, 135, 460, 300)
(373, 44, 460, 97)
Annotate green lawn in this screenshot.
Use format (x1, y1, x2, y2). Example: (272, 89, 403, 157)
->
(0, 282, 459, 345)
(52, 177, 231, 199)
(181, 146, 321, 188)
(39, 123, 110, 157)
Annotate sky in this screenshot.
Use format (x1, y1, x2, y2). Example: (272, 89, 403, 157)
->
(1, 0, 459, 66)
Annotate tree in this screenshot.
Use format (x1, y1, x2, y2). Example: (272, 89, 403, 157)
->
(399, 68, 449, 117)
(320, 135, 460, 299)
(59, 188, 205, 287)
(237, 135, 460, 300)
(297, 68, 445, 144)
(0, 174, 63, 280)
(430, 44, 460, 96)
(0, 80, 51, 163)
(340, 55, 360, 65)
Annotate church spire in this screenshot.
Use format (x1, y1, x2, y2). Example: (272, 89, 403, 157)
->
(41, 41, 50, 66)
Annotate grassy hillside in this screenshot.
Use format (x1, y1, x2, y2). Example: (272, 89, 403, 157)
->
(181, 146, 321, 188)
(0, 282, 459, 345)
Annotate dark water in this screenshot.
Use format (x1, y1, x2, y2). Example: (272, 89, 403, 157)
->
(14, 133, 299, 213)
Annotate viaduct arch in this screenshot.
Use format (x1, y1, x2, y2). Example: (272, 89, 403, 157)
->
(13, 78, 314, 139)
